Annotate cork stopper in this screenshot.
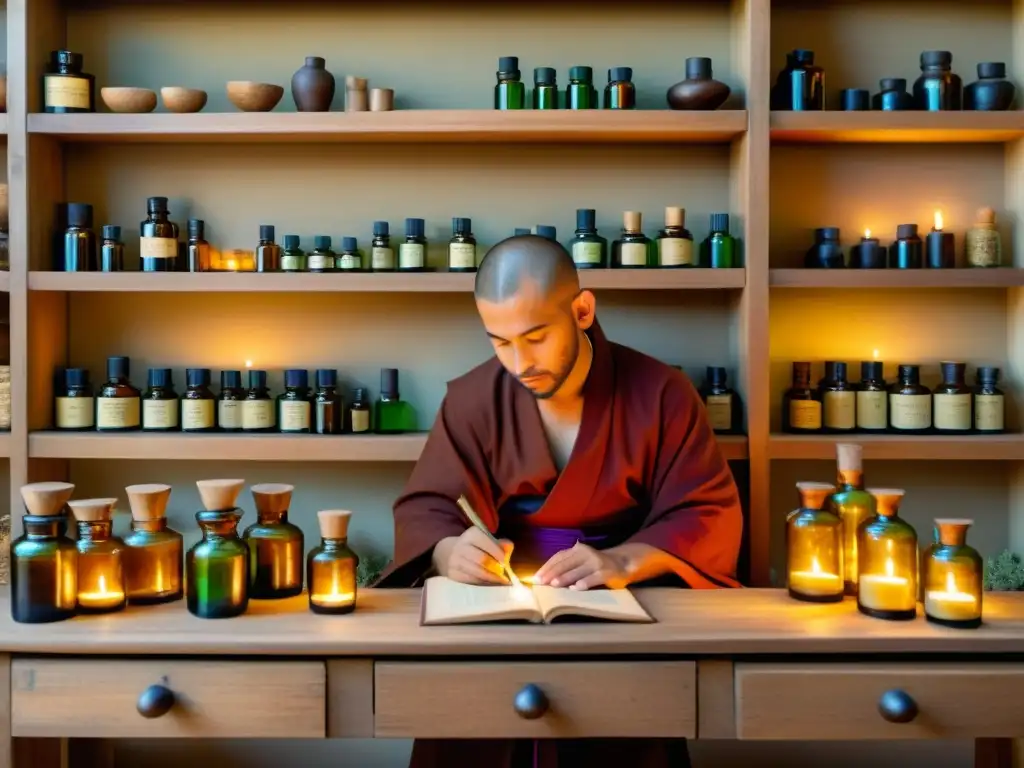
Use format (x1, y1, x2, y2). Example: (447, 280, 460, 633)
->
(664, 207, 685, 227)
(318, 510, 352, 539)
(125, 483, 171, 522)
(868, 488, 905, 517)
(836, 443, 863, 472)
(370, 88, 394, 112)
(796, 481, 835, 511)
(346, 76, 367, 91)
(251, 483, 294, 517)
(21, 481, 75, 516)
(935, 518, 973, 547)
(975, 207, 996, 229)
(67, 497, 118, 522)
(623, 210, 642, 232)
(196, 479, 245, 511)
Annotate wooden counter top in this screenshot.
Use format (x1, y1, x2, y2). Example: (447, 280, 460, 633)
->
(4, 589, 1024, 657)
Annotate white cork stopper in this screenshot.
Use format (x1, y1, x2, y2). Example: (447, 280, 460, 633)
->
(836, 443, 863, 472)
(318, 510, 352, 539)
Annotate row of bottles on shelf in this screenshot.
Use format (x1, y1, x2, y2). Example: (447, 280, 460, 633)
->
(782, 361, 1005, 435)
(786, 443, 982, 629)
(54, 358, 417, 435)
(12, 480, 362, 624)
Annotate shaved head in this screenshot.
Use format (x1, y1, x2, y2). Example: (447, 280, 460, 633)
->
(474, 235, 580, 303)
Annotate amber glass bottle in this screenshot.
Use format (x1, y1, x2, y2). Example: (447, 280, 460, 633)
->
(186, 479, 249, 619)
(974, 366, 1004, 433)
(141, 368, 179, 432)
(68, 498, 127, 614)
(308, 510, 359, 614)
(830, 443, 876, 596)
(278, 369, 312, 434)
(786, 482, 843, 603)
(255, 225, 281, 273)
(314, 368, 343, 434)
(242, 370, 275, 432)
(933, 361, 972, 434)
(123, 483, 183, 605)
(922, 519, 982, 629)
(11, 482, 78, 624)
(820, 361, 856, 433)
(218, 370, 245, 432)
(140, 196, 180, 272)
(349, 387, 371, 433)
(182, 368, 216, 432)
(244, 484, 304, 599)
(55, 367, 95, 431)
(96, 356, 141, 432)
(698, 366, 743, 434)
(187, 219, 212, 272)
(782, 362, 821, 433)
(888, 364, 932, 434)
(856, 361, 888, 433)
(857, 489, 918, 621)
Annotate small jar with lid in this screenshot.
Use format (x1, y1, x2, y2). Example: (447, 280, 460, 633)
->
(336, 237, 363, 271)
(100, 225, 125, 272)
(494, 56, 526, 110)
(63, 203, 97, 272)
(448, 218, 477, 272)
(872, 78, 913, 111)
(142, 368, 179, 432)
(856, 361, 888, 433)
(804, 227, 844, 268)
(857, 489, 918, 621)
(889, 224, 923, 269)
(371, 221, 395, 272)
(399, 218, 428, 271)
(55, 367, 94, 431)
(567, 66, 597, 109)
(532, 67, 558, 110)
(278, 369, 312, 433)
(604, 67, 636, 110)
(43, 50, 95, 113)
(888, 364, 932, 433)
(182, 368, 216, 433)
(786, 482, 843, 603)
(244, 484, 305, 600)
(11, 482, 79, 624)
(974, 366, 1004, 434)
(913, 50, 963, 111)
(933, 361, 972, 434)
(308, 510, 359, 614)
(308, 236, 335, 273)
(123, 484, 183, 605)
(242, 370, 275, 432)
(349, 387, 371, 434)
(965, 208, 1002, 268)
(68, 498, 127, 614)
(218, 370, 245, 432)
(97, 356, 141, 432)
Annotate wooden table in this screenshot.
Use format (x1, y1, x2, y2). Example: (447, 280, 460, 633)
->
(2, 588, 1023, 768)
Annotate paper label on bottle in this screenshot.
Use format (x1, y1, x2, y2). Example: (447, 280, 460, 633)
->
(856, 390, 887, 430)
(823, 390, 856, 430)
(889, 393, 931, 430)
(45, 75, 90, 109)
(975, 394, 1004, 431)
(307, 253, 332, 271)
(789, 399, 821, 430)
(351, 408, 370, 433)
(97, 397, 140, 429)
(242, 399, 275, 430)
(338, 253, 361, 271)
(399, 243, 425, 269)
(705, 394, 732, 431)
(281, 254, 304, 272)
(933, 393, 972, 431)
(56, 396, 94, 429)
(182, 399, 214, 430)
(619, 242, 648, 267)
(0, 366, 10, 430)
(966, 229, 1001, 267)
(658, 237, 695, 267)
(280, 400, 311, 431)
(218, 400, 242, 429)
(372, 246, 395, 270)
(140, 236, 178, 259)
(143, 399, 179, 429)
(572, 241, 603, 266)
(448, 242, 476, 269)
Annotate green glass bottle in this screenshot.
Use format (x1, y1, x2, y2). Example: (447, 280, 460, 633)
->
(11, 482, 78, 624)
(568, 209, 607, 269)
(308, 510, 359, 615)
(829, 443, 876, 596)
(307, 235, 335, 273)
(374, 368, 417, 434)
(494, 56, 525, 110)
(532, 67, 558, 109)
(186, 479, 249, 619)
(68, 498, 127, 614)
(566, 66, 597, 109)
(922, 519, 982, 629)
(857, 488, 918, 621)
(281, 234, 306, 273)
(244, 484, 304, 600)
(701, 213, 736, 268)
(123, 483, 183, 605)
(612, 211, 651, 268)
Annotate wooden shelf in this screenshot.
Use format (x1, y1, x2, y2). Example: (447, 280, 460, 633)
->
(0, 115, 8, 136)
(27, 110, 748, 144)
(769, 268, 1024, 289)
(28, 269, 745, 293)
(770, 112, 1024, 144)
(0, 433, 11, 458)
(769, 434, 1024, 461)
(0, 273, 10, 293)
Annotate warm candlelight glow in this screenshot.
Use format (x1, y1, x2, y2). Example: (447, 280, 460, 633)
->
(78, 573, 126, 608)
(934, 210, 944, 231)
(859, 557, 915, 612)
(789, 556, 842, 597)
(872, 349, 880, 360)
(925, 570, 979, 622)
(311, 592, 355, 606)
(864, 228, 871, 239)
(226, 258, 239, 271)
(245, 360, 253, 369)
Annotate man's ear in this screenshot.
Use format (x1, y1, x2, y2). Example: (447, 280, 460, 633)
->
(573, 290, 596, 330)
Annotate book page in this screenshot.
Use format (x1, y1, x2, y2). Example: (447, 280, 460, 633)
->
(421, 576, 542, 625)
(532, 585, 654, 623)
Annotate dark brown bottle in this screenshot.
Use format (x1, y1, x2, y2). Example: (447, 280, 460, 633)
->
(782, 362, 821, 433)
(217, 370, 244, 432)
(819, 361, 856, 433)
(187, 219, 212, 273)
(933, 361, 972, 434)
(182, 368, 216, 433)
(255, 225, 281, 272)
(856, 361, 888, 433)
(889, 364, 932, 434)
(974, 366, 1004, 434)
(140, 197, 179, 273)
(63, 203, 97, 272)
(96, 356, 141, 432)
(698, 366, 743, 435)
(314, 369, 342, 434)
(348, 387, 371, 434)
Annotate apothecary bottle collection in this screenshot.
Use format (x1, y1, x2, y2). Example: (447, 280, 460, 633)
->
(11, 480, 361, 623)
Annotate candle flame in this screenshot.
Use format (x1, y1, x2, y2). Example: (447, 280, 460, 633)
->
(934, 210, 944, 231)
(885, 558, 895, 578)
(97, 574, 107, 594)
(946, 570, 957, 593)
(810, 556, 822, 574)
(864, 228, 871, 239)
(872, 349, 880, 360)
(245, 360, 253, 369)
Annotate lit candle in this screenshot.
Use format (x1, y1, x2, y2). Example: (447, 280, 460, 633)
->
(858, 557, 915, 613)
(925, 570, 978, 623)
(850, 228, 887, 269)
(789, 556, 843, 597)
(926, 210, 955, 268)
(891, 223, 923, 269)
(310, 591, 355, 607)
(78, 574, 126, 611)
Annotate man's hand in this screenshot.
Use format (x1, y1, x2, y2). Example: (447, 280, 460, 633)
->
(533, 542, 631, 590)
(432, 528, 514, 586)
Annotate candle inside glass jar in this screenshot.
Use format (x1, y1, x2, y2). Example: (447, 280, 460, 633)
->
(851, 228, 887, 269)
(78, 573, 126, 610)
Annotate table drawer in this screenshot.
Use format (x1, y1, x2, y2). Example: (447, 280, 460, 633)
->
(374, 660, 695, 739)
(736, 663, 1024, 740)
(12, 658, 326, 739)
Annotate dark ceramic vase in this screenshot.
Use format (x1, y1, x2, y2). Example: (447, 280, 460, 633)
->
(805, 227, 845, 268)
(965, 62, 1015, 111)
(912, 51, 962, 111)
(667, 57, 730, 110)
(291, 56, 335, 112)
(872, 78, 913, 111)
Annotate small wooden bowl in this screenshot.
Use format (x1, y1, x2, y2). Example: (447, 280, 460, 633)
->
(161, 86, 208, 113)
(101, 87, 157, 114)
(227, 81, 284, 112)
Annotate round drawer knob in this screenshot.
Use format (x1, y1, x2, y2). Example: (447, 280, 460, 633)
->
(513, 683, 549, 720)
(137, 683, 176, 719)
(878, 689, 917, 723)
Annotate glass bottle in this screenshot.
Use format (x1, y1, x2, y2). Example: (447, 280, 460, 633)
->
(965, 208, 1002, 268)
(612, 211, 650, 268)
(11, 482, 78, 624)
(43, 50, 95, 113)
(336, 237, 363, 272)
(255, 224, 281, 273)
(186, 479, 249, 619)
(448, 217, 477, 273)
(349, 387, 371, 434)
(856, 361, 888, 433)
(494, 56, 526, 110)
(55, 367, 95, 431)
(0, 222, 8, 272)
(889, 364, 932, 434)
(872, 78, 913, 111)
(244, 483, 304, 600)
(186, 219, 211, 272)
(514, 228, 532, 236)
(819, 361, 856, 433)
(532, 67, 558, 110)
(399, 218, 427, 271)
(922, 519, 982, 629)
(536, 225, 557, 241)
(804, 227, 844, 269)
(142, 368, 179, 432)
(701, 213, 736, 268)
(140, 196, 180, 273)
(218, 370, 245, 432)
(604, 67, 636, 110)
(566, 66, 597, 109)
(782, 362, 821, 433)
(933, 361, 972, 434)
(786, 482, 843, 603)
(889, 224, 923, 269)
(374, 368, 417, 434)
(100, 225, 125, 272)
(0, 314, 8, 432)
(68, 498, 126, 614)
(281, 235, 306, 273)
(242, 369, 276, 433)
(315, 368, 343, 434)
(278, 369, 312, 434)
(63, 203, 97, 272)
(974, 366, 1004, 434)
(857, 489, 918, 621)
(829, 443, 876, 595)
(657, 207, 695, 268)
(770, 49, 824, 110)
(913, 50, 962, 111)
(568, 209, 607, 269)
(96, 355, 141, 432)
(699, 366, 743, 435)
(308, 235, 336, 273)
(308, 510, 359, 615)
(182, 367, 216, 433)
(371, 221, 395, 272)
(123, 483, 183, 605)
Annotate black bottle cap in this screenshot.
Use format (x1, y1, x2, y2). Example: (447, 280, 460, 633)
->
(405, 218, 425, 238)
(373, 221, 389, 237)
(107, 356, 129, 379)
(686, 57, 713, 80)
(316, 368, 337, 388)
(815, 227, 840, 241)
(102, 224, 120, 240)
(248, 369, 267, 389)
(940, 361, 966, 382)
(706, 366, 727, 386)
(569, 66, 593, 81)
(65, 368, 90, 387)
(188, 218, 204, 238)
(879, 77, 907, 91)
(977, 366, 1001, 384)
(978, 62, 1006, 79)
(352, 387, 368, 402)
(52, 50, 83, 68)
(534, 67, 556, 85)
(284, 369, 309, 389)
(498, 56, 519, 73)
(147, 196, 169, 214)
(259, 224, 275, 241)
(840, 88, 870, 111)
(147, 368, 172, 388)
(283, 234, 300, 250)
(608, 67, 633, 82)
(576, 209, 596, 230)
(342, 236, 357, 251)
(792, 361, 812, 383)
(710, 213, 730, 233)
(921, 50, 952, 68)
(451, 217, 471, 235)
(898, 364, 920, 383)
(186, 368, 211, 387)
(793, 49, 815, 64)
(66, 203, 93, 228)
(536, 225, 556, 240)
(221, 370, 242, 389)
(514, 228, 532, 236)
(861, 361, 884, 381)
(314, 235, 331, 251)
(896, 223, 918, 239)
(824, 361, 847, 381)
(381, 368, 399, 397)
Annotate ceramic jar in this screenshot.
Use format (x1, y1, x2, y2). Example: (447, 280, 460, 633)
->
(291, 56, 335, 112)
(667, 57, 730, 110)
(805, 227, 844, 269)
(872, 78, 913, 111)
(965, 62, 1015, 111)
(771, 49, 824, 111)
(913, 51, 962, 111)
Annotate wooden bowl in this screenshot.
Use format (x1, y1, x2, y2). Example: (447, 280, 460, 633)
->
(227, 81, 284, 112)
(101, 87, 157, 114)
(160, 86, 208, 113)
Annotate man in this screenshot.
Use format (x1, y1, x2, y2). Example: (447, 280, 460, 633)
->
(378, 235, 742, 767)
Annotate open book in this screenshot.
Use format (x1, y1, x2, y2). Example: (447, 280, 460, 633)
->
(420, 575, 654, 625)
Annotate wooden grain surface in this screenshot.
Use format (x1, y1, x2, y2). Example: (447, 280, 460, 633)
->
(771, 112, 1024, 144)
